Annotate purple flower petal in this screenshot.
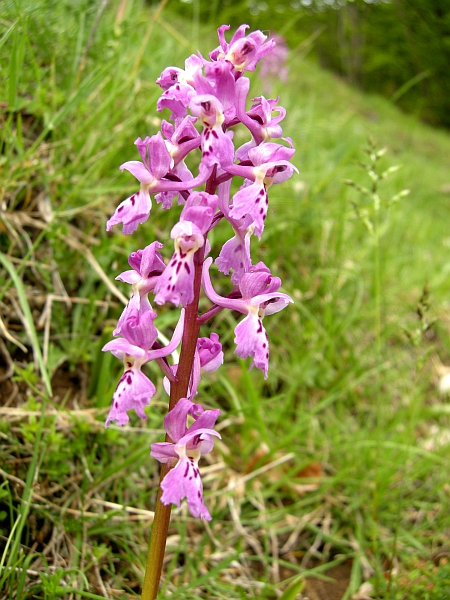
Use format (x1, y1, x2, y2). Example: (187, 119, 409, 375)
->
(234, 313, 270, 378)
(239, 264, 274, 298)
(116, 270, 140, 285)
(181, 420, 221, 447)
(138, 242, 166, 279)
(163, 397, 204, 443)
(120, 306, 158, 350)
(202, 257, 247, 313)
(106, 189, 151, 235)
(151, 398, 220, 519)
(146, 309, 185, 361)
(150, 441, 178, 463)
(154, 221, 204, 307)
(114, 293, 154, 337)
(157, 83, 197, 119)
(198, 333, 223, 373)
(248, 141, 294, 165)
(105, 368, 156, 426)
(156, 67, 184, 90)
(189, 95, 234, 168)
(229, 179, 268, 239)
(102, 336, 147, 360)
(160, 455, 212, 520)
(119, 161, 154, 185)
(149, 132, 172, 180)
(216, 227, 252, 284)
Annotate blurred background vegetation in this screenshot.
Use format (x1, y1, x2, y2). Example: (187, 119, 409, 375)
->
(166, 0, 450, 129)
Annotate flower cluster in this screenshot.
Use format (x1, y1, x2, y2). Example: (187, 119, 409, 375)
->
(104, 25, 294, 520)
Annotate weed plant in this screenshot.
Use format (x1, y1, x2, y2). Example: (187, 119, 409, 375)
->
(1, 0, 450, 598)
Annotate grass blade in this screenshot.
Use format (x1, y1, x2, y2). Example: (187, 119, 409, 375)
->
(0, 252, 52, 396)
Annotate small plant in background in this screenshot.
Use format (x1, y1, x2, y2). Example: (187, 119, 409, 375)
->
(345, 138, 410, 348)
(103, 24, 295, 598)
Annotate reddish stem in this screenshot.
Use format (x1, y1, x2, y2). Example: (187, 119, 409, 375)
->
(141, 168, 218, 599)
(141, 248, 205, 600)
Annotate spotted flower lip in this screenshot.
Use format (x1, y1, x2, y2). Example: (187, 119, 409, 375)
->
(106, 188, 152, 235)
(215, 225, 252, 284)
(153, 191, 219, 307)
(151, 398, 221, 520)
(154, 220, 205, 307)
(225, 158, 297, 239)
(202, 257, 292, 377)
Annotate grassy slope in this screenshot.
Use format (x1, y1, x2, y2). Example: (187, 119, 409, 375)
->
(1, 1, 450, 598)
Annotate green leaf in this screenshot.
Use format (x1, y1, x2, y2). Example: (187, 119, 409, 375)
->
(0, 252, 52, 396)
(278, 576, 305, 600)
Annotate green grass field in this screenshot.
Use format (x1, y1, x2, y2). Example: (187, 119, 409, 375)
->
(1, 1, 450, 598)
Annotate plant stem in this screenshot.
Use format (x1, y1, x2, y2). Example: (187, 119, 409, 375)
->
(141, 244, 205, 600)
(141, 463, 171, 600)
